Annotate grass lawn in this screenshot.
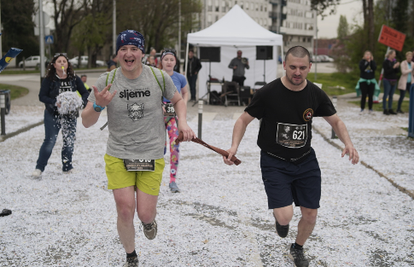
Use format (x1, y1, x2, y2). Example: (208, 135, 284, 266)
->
(348, 98, 411, 113)
(307, 72, 359, 96)
(308, 72, 412, 114)
(0, 84, 29, 100)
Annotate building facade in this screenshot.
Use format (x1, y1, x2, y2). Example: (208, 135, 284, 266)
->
(199, 0, 272, 31)
(196, 0, 317, 55)
(274, 0, 317, 53)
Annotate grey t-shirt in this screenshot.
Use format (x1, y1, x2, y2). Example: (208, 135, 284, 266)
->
(228, 57, 249, 77)
(88, 65, 177, 159)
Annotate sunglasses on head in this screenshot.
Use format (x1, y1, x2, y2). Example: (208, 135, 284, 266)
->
(52, 53, 69, 62)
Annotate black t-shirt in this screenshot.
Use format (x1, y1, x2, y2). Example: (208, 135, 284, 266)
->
(245, 78, 336, 161)
(57, 76, 73, 94)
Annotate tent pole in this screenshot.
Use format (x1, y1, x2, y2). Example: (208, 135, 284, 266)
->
(280, 43, 285, 77)
(185, 42, 189, 77)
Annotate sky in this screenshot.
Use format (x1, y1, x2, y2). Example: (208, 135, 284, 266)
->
(317, 0, 364, 39)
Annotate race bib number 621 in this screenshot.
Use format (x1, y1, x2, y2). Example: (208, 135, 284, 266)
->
(276, 123, 308, 148)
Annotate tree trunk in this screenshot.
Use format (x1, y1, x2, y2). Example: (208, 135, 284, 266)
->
(368, 0, 374, 52)
(362, 0, 367, 31)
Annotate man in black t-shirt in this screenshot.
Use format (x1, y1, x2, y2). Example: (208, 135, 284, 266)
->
(223, 46, 359, 267)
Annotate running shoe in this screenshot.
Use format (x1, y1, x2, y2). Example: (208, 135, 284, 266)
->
(142, 220, 157, 240)
(275, 220, 289, 238)
(31, 169, 42, 178)
(169, 182, 180, 193)
(288, 243, 309, 267)
(123, 257, 138, 267)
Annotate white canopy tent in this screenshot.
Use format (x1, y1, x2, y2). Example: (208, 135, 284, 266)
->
(185, 4, 284, 100)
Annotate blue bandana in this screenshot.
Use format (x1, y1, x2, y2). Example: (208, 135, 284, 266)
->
(116, 30, 145, 54)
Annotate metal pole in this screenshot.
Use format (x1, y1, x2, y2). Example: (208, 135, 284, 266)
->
(113, 0, 116, 55)
(39, 0, 45, 81)
(409, 85, 414, 138)
(314, 26, 318, 81)
(0, 1, 2, 57)
(198, 100, 203, 139)
(331, 96, 337, 139)
(178, 0, 181, 60)
(0, 94, 5, 135)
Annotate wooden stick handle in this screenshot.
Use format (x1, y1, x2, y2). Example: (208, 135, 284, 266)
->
(176, 132, 241, 165)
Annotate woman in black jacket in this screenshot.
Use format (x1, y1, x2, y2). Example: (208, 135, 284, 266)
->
(358, 51, 377, 113)
(382, 49, 400, 115)
(32, 54, 89, 177)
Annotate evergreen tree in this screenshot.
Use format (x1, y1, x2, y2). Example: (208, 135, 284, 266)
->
(337, 15, 349, 40)
(1, 0, 38, 65)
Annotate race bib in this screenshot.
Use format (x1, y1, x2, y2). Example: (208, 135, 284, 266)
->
(276, 123, 308, 148)
(163, 102, 176, 117)
(123, 159, 155, 171)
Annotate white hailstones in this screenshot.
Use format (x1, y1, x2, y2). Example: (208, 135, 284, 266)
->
(56, 91, 83, 115)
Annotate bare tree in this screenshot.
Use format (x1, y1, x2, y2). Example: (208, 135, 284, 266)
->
(50, 0, 88, 53)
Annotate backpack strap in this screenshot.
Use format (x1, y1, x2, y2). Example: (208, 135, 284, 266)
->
(100, 67, 166, 131)
(149, 66, 165, 93)
(105, 68, 117, 88)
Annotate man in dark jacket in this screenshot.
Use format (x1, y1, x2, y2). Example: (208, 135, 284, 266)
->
(185, 49, 202, 101)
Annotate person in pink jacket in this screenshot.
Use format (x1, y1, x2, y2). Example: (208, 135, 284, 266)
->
(397, 51, 414, 113)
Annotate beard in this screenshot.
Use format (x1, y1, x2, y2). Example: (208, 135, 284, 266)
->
(286, 74, 305, 86)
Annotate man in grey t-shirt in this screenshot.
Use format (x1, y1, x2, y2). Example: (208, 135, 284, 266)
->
(82, 30, 195, 267)
(228, 50, 250, 86)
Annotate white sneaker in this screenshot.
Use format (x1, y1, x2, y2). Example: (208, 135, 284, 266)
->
(31, 169, 42, 178)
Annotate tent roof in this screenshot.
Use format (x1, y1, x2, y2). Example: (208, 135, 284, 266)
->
(187, 5, 283, 47)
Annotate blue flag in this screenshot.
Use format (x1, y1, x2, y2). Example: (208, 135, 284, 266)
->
(0, 47, 23, 73)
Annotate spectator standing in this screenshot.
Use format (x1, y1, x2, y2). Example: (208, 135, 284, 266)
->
(80, 74, 91, 92)
(160, 49, 189, 193)
(357, 51, 377, 114)
(185, 49, 202, 101)
(145, 55, 157, 67)
(32, 54, 89, 177)
(228, 50, 249, 86)
(396, 51, 414, 113)
(107, 54, 117, 72)
(150, 48, 159, 67)
(382, 49, 400, 115)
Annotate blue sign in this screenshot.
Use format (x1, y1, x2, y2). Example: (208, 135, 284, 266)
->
(45, 35, 54, 44)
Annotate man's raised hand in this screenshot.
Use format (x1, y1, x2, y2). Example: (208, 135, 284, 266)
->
(93, 84, 117, 107)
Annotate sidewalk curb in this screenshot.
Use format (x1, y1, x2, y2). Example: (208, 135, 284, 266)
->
(313, 126, 414, 200)
(0, 120, 43, 142)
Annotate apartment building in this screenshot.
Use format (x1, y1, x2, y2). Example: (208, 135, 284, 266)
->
(199, 0, 271, 30)
(197, 0, 316, 54)
(271, 0, 317, 53)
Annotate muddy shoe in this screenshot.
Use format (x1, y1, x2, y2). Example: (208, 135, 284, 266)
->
(123, 257, 138, 267)
(288, 243, 309, 267)
(142, 220, 157, 240)
(169, 182, 180, 193)
(275, 220, 289, 238)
